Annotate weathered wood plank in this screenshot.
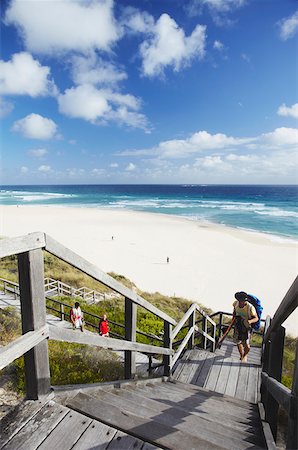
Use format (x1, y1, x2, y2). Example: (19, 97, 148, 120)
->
(18, 249, 51, 399)
(170, 327, 195, 368)
(0, 232, 46, 258)
(171, 304, 196, 340)
(215, 356, 233, 394)
(165, 380, 258, 410)
(95, 387, 263, 448)
(37, 409, 92, 450)
(0, 399, 48, 449)
(245, 364, 259, 403)
(261, 372, 292, 414)
(49, 324, 172, 355)
(132, 385, 262, 432)
(224, 359, 241, 398)
(106, 430, 144, 450)
(67, 392, 226, 450)
(71, 420, 117, 450)
(258, 403, 277, 450)
(193, 351, 216, 387)
(187, 350, 207, 384)
(124, 297, 137, 379)
(3, 402, 68, 450)
(235, 362, 250, 401)
(203, 356, 223, 391)
(0, 325, 49, 370)
(45, 234, 176, 325)
(263, 275, 298, 343)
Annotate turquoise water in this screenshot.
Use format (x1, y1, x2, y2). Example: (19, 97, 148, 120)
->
(1, 185, 297, 240)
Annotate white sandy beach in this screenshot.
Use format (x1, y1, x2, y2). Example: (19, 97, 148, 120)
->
(1, 205, 297, 336)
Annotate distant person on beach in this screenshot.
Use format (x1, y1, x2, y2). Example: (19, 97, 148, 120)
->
(112, 236, 114, 240)
(99, 313, 109, 337)
(70, 302, 84, 332)
(233, 292, 258, 362)
(166, 256, 169, 263)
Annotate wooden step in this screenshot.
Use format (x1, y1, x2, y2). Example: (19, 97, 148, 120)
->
(67, 392, 234, 450)
(129, 385, 262, 431)
(93, 386, 265, 448)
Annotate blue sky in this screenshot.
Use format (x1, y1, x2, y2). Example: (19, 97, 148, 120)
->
(0, 0, 297, 184)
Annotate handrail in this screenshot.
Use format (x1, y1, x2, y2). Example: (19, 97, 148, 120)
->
(170, 302, 217, 369)
(263, 275, 298, 344)
(260, 275, 297, 449)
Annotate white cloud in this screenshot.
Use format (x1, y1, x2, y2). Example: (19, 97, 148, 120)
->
(20, 166, 29, 174)
(140, 13, 206, 77)
(58, 84, 110, 121)
(187, 0, 246, 25)
(213, 40, 224, 51)
(260, 127, 298, 148)
(58, 84, 148, 130)
(5, 0, 121, 54)
(0, 98, 14, 117)
(110, 163, 119, 168)
(29, 148, 48, 158)
(277, 103, 298, 119)
(12, 113, 58, 140)
(91, 168, 106, 176)
(119, 130, 253, 158)
(125, 162, 136, 171)
(66, 168, 85, 177)
(278, 10, 298, 41)
(118, 127, 298, 165)
(241, 53, 251, 63)
(0, 52, 56, 97)
(71, 53, 127, 86)
(194, 155, 223, 168)
(38, 165, 51, 173)
(122, 7, 155, 34)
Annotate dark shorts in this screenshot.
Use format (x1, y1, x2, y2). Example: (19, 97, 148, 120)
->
(233, 318, 252, 345)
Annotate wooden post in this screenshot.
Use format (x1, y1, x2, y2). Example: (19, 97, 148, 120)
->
(203, 316, 207, 350)
(264, 325, 285, 440)
(286, 341, 297, 450)
(163, 321, 172, 376)
(148, 355, 152, 376)
(188, 310, 195, 350)
(61, 303, 65, 321)
(124, 297, 136, 379)
(218, 313, 223, 340)
(17, 249, 51, 400)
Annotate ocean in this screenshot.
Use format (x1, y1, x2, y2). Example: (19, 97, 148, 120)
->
(1, 185, 297, 241)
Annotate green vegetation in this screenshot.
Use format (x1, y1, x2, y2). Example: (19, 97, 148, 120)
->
(0, 308, 123, 393)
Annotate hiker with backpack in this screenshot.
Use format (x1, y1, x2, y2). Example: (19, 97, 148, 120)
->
(233, 291, 261, 362)
(70, 301, 84, 332)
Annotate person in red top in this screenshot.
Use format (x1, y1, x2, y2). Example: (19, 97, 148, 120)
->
(99, 313, 109, 337)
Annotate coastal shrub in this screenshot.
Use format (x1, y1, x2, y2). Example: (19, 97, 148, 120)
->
(12, 342, 124, 393)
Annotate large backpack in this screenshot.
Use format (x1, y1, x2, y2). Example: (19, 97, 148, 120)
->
(247, 294, 263, 330)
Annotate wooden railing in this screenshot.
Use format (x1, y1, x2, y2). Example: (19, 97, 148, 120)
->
(0, 276, 107, 304)
(260, 276, 297, 450)
(44, 277, 107, 303)
(0, 232, 216, 399)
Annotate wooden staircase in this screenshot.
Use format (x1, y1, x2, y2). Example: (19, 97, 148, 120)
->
(66, 378, 267, 449)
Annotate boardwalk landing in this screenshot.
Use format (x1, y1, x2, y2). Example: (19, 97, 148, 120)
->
(173, 340, 262, 403)
(0, 343, 268, 450)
